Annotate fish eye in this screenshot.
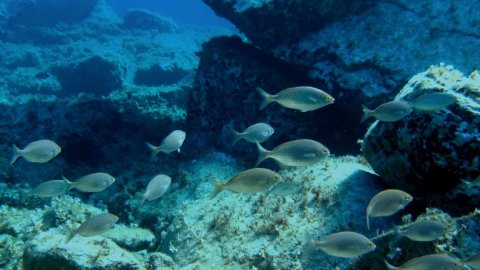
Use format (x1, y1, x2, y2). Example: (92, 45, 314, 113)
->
(406, 195, 412, 200)
(323, 149, 328, 155)
(368, 242, 375, 249)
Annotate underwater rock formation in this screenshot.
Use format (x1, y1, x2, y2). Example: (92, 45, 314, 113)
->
(203, 0, 369, 49)
(0, 96, 188, 203)
(154, 155, 387, 269)
(348, 208, 480, 270)
(188, 36, 364, 157)
(0, 192, 177, 269)
(122, 9, 178, 33)
(204, 0, 480, 98)
(0, 0, 233, 103)
(23, 231, 143, 270)
(0, 0, 98, 28)
(51, 56, 123, 97)
(363, 64, 480, 213)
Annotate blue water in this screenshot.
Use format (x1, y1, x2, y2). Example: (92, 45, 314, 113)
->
(0, 1, 479, 269)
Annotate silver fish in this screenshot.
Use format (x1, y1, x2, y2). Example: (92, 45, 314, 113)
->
(65, 213, 119, 243)
(257, 86, 334, 112)
(256, 139, 329, 167)
(65, 172, 115, 193)
(210, 168, 281, 198)
(28, 179, 70, 198)
(409, 92, 456, 111)
(385, 254, 464, 270)
(139, 174, 171, 207)
(309, 231, 376, 258)
(361, 100, 413, 122)
(10, 139, 61, 165)
(232, 123, 274, 145)
(463, 253, 480, 270)
(146, 130, 186, 158)
(268, 182, 303, 196)
(398, 220, 446, 242)
(366, 189, 413, 230)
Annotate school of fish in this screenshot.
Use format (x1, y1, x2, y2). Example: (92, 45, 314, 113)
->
(8, 85, 477, 268)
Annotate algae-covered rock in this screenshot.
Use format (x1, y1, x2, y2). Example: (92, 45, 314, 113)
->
(144, 252, 178, 270)
(348, 208, 480, 270)
(104, 224, 155, 251)
(363, 64, 480, 213)
(23, 230, 143, 270)
(0, 234, 24, 270)
(158, 155, 386, 269)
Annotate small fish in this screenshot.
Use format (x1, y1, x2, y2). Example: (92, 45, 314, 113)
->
(366, 189, 413, 230)
(210, 168, 281, 198)
(463, 253, 480, 270)
(27, 179, 70, 198)
(139, 174, 171, 208)
(385, 254, 464, 270)
(307, 231, 376, 258)
(409, 92, 456, 111)
(65, 172, 115, 193)
(256, 86, 334, 112)
(361, 100, 413, 122)
(397, 220, 446, 242)
(65, 213, 119, 243)
(256, 139, 329, 167)
(10, 139, 61, 165)
(232, 123, 274, 145)
(268, 182, 303, 196)
(146, 130, 186, 158)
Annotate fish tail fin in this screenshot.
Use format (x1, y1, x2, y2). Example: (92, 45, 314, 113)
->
(461, 179, 471, 187)
(384, 259, 397, 270)
(210, 179, 225, 199)
(255, 142, 270, 166)
(65, 228, 77, 244)
(231, 129, 242, 145)
(256, 87, 273, 110)
(10, 144, 21, 165)
(62, 176, 75, 191)
(145, 142, 160, 160)
(301, 232, 316, 262)
(361, 105, 373, 123)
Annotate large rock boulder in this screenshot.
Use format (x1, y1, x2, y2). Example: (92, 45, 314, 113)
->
(187, 36, 364, 158)
(203, 0, 369, 49)
(362, 64, 480, 213)
(51, 56, 123, 97)
(22, 230, 143, 270)
(123, 9, 178, 33)
(204, 0, 480, 97)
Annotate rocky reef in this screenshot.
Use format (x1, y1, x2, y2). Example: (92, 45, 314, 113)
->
(0, 0, 479, 269)
(195, 0, 480, 155)
(363, 64, 480, 214)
